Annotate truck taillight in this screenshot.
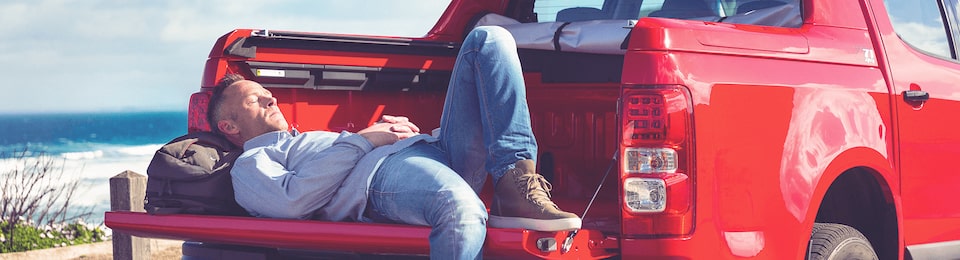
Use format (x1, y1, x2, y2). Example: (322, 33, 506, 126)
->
(620, 85, 694, 237)
(624, 147, 677, 174)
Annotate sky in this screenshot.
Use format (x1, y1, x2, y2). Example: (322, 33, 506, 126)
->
(0, 0, 449, 114)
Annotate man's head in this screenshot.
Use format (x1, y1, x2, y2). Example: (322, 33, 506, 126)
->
(207, 74, 289, 146)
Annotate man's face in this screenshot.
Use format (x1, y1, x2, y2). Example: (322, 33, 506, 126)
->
(219, 80, 289, 143)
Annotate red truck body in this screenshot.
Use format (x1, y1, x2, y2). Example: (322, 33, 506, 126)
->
(106, 0, 960, 259)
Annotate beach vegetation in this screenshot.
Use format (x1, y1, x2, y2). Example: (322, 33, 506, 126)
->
(0, 219, 107, 253)
(0, 149, 108, 253)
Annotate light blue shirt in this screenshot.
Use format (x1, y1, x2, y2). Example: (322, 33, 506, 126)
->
(230, 130, 435, 221)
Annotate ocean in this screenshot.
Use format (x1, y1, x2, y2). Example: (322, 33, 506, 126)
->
(0, 111, 188, 225)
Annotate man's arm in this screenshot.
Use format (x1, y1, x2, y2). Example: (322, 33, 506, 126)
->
(230, 116, 417, 219)
(231, 132, 374, 219)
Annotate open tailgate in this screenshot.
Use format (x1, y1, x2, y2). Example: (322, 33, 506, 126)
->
(105, 211, 618, 259)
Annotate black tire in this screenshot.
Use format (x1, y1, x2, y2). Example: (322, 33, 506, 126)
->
(806, 223, 879, 260)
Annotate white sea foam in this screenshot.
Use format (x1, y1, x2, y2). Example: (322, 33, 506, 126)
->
(61, 150, 105, 160)
(59, 144, 162, 161)
(114, 144, 163, 157)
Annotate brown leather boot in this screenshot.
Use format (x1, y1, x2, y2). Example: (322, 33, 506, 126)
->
(489, 160, 582, 231)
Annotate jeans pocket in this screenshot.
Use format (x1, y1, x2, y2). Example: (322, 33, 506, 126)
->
(366, 189, 399, 224)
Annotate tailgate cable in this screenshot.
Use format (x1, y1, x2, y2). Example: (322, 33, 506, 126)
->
(562, 150, 619, 254)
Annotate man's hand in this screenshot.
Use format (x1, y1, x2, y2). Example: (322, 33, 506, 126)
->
(358, 115, 421, 147)
(378, 115, 420, 132)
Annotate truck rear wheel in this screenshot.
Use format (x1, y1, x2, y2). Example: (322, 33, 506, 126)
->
(806, 223, 878, 260)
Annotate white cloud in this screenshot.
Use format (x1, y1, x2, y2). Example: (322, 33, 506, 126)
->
(893, 21, 951, 57)
(0, 3, 30, 31)
(156, 0, 448, 43)
(0, 0, 449, 113)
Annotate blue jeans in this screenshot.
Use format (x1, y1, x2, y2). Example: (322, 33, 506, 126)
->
(366, 26, 538, 259)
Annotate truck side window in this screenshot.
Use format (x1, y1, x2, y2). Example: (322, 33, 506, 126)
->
(535, 0, 607, 22)
(535, 0, 801, 27)
(883, 0, 954, 59)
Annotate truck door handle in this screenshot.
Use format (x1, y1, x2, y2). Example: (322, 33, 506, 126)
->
(903, 90, 929, 102)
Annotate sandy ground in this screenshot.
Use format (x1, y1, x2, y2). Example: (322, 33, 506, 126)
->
(0, 239, 182, 260)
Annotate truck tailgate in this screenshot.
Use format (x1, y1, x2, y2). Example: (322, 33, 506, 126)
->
(105, 211, 618, 259)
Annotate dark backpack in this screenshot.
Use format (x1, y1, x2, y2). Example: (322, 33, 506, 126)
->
(145, 131, 248, 216)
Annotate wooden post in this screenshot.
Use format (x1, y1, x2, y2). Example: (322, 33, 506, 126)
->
(110, 170, 151, 260)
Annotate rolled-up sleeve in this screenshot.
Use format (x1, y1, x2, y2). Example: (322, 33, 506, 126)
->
(231, 132, 374, 219)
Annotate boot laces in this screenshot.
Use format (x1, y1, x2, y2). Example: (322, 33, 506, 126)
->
(517, 173, 557, 208)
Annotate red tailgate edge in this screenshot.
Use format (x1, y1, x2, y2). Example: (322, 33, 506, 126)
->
(105, 211, 618, 259)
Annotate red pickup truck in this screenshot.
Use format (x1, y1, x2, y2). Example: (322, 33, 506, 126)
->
(106, 0, 960, 259)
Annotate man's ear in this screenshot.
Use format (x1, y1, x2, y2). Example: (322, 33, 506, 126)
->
(218, 120, 245, 147)
(218, 120, 240, 135)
